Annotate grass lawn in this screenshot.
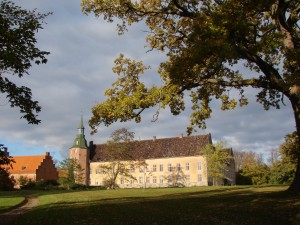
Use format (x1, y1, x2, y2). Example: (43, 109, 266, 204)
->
(0, 194, 25, 212)
(1, 185, 300, 225)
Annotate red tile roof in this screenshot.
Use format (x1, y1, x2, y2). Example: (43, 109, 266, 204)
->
(5, 154, 47, 174)
(90, 134, 212, 162)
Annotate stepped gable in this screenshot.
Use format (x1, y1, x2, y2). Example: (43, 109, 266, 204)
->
(5, 155, 46, 174)
(90, 134, 212, 162)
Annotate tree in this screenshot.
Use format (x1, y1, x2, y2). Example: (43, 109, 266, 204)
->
(59, 158, 84, 190)
(0, 144, 15, 190)
(280, 131, 299, 164)
(268, 132, 299, 184)
(166, 165, 186, 187)
(98, 128, 138, 189)
(0, 0, 51, 124)
(82, 1, 300, 192)
(235, 150, 269, 185)
(200, 142, 233, 186)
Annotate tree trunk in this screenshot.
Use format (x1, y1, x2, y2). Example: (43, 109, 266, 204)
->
(287, 96, 300, 193)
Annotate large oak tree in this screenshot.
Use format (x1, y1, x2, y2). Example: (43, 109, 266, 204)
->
(81, 1, 300, 192)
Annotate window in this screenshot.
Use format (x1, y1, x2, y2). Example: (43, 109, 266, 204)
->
(198, 162, 202, 170)
(130, 178, 134, 184)
(186, 175, 190, 184)
(186, 162, 190, 171)
(160, 176, 164, 184)
(146, 177, 150, 183)
(168, 175, 172, 183)
(177, 175, 181, 182)
(160, 164, 163, 172)
(153, 164, 157, 172)
(198, 174, 202, 182)
(139, 166, 144, 173)
(95, 178, 99, 185)
(168, 164, 172, 172)
(177, 163, 181, 171)
(153, 176, 157, 184)
(139, 177, 143, 184)
(130, 164, 135, 173)
(146, 165, 150, 172)
(95, 168, 99, 174)
(120, 177, 124, 184)
(90, 168, 92, 174)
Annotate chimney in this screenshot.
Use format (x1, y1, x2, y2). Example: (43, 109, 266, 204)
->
(45, 152, 50, 157)
(153, 136, 156, 141)
(179, 133, 183, 139)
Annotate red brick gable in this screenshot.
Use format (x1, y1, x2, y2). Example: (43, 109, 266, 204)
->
(5, 155, 46, 174)
(90, 134, 212, 162)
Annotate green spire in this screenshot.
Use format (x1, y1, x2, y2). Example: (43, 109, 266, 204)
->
(71, 115, 88, 149)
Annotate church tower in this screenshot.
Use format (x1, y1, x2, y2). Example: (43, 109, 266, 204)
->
(69, 116, 90, 185)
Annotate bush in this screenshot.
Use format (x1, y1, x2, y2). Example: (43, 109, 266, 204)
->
(0, 169, 15, 190)
(20, 179, 59, 190)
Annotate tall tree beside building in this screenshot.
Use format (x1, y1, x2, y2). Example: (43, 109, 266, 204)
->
(235, 151, 269, 185)
(269, 132, 298, 184)
(200, 142, 232, 186)
(82, 0, 300, 192)
(98, 128, 138, 189)
(59, 158, 84, 190)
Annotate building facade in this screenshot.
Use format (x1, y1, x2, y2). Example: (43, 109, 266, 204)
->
(70, 119, 236, 188)
(5, 152, 58, 188)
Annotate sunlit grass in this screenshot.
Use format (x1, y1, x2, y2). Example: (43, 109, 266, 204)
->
(1, 185, 299, 225)
(0, 195, 24, 212)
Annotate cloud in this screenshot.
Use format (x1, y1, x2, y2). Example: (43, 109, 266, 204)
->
(0, 0, 296, 163)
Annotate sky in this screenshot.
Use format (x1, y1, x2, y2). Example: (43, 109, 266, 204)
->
(1, 0, 296, 163)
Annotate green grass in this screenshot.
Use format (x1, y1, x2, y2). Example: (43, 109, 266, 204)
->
(1, 186, 300, 225)
(0, 195, 24, 212)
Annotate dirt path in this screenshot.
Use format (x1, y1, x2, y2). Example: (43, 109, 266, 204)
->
(0, 196, 39, 225)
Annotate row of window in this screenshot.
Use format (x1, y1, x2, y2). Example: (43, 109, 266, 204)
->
(94, 174, 203, 185)
(92, 162, 202, 174)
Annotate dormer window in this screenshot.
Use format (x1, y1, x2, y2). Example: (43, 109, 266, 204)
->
(21, 166, 26, 170)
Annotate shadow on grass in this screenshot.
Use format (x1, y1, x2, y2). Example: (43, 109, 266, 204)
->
(9, 186, 300, 225)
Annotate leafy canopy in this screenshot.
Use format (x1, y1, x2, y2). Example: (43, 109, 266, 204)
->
(82, 0, 300, 134)
(0, 0, 51, 124)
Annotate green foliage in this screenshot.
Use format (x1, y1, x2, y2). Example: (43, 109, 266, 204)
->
(0, 144, 15, 190)
(100, 128, 138, 189)
(82, 0, 300, 136)
(0, 168, 15, 190)
(280, 131, 299, 164)
(269, 161, 295, 185)
(82, 0, 300, 191)
(200, 141, 233, 186)
(18, 175, 29, 188)
(19, 179, 59, 190)
(0, 0, 51, 124)
(239, 164, 270, 185)
(58, 158, 84, 190)
(236, 150, 270, 185)
(267, 132, 298, 184)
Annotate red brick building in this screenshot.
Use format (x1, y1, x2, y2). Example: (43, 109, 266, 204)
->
(5, 152, 58, 188)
